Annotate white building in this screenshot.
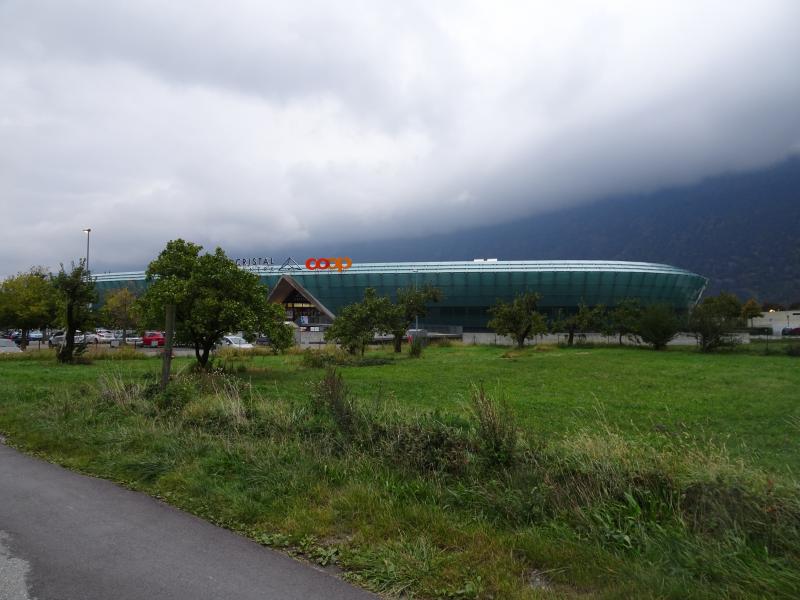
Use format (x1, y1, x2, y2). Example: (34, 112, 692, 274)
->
(752, 310, 800, 335)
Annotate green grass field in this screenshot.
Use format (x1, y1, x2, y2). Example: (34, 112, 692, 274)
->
(1, 344, 798, 598)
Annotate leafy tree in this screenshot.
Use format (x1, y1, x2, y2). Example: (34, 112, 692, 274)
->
(689, 292, 743, 352)
(487, 292, 545, 348)
(387, 285, 443, 352)
(51, 262, 97, 363)
(139, 239, 285, 367)
(0, 267, 58, 349)
(637, 304, 681, 350)
(741, 298, 762, 327)
(324, 288, 393, 355)
(607, 298, 643, 345)
(264, 321, 295, 354)
(553, 303, 605, 346)
(102, 288, 139, 342)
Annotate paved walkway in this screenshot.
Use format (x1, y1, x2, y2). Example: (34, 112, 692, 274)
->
(0, 443, 376, 600)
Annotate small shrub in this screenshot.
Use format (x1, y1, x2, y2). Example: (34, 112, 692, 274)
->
(637, 304, 681, 350)
(469, 384, 519, 467)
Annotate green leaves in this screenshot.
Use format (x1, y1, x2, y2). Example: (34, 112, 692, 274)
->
(487, 292, 544, 348)
(140, 239, 284, 365)
(325, 287, 394, 355)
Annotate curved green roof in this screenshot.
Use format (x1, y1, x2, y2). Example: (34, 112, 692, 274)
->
(93, 260, 707, 329)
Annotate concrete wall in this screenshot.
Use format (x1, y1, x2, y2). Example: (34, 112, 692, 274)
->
(752, 310, 800, 335)
(460, 332, 749, 347)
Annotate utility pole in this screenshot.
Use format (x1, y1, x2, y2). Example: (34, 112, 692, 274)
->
(82, 228, 91, 272)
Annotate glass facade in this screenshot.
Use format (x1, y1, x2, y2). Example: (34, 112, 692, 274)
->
(93, 260, 707, 330)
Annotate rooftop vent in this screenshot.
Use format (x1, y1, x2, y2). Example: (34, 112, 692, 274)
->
(473, 258, 499, 262)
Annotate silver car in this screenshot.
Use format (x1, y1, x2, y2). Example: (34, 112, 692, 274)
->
(110, 332, 143, 348)
(49, 331, 86, 347)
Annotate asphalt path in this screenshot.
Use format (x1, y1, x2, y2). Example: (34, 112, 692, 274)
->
(0, 443, 377, 600)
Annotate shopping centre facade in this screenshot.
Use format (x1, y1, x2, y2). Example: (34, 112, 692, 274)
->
(94, 259, 708, 331)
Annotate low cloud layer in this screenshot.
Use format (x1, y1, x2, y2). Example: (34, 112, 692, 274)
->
(1, 0, 799, 275)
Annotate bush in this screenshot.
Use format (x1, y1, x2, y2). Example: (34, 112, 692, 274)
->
(637, 304, 681, 350)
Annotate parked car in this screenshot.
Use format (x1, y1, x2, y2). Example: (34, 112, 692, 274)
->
(221, 335, 254, 350)
(0, 338, 22, 353)
(29, 330, 43, 341)
(91, 329, 116, 344)
(110, 331, 143, 348)
(141, 331, 165, 347)
(782, 327, 800, 336)
(49, 331, 86, 347)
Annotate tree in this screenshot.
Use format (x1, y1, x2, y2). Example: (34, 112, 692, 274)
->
(387, 285, 443, 352)
(607, 298, 643, 345)
(324, 288, 393, 355)
(264, 321, 295, 354)
(553, 303, 606, 346)
(689, 292, 743, 352)
(487, 292, 545, 348)
(139, 239, 285, 367)
(102, 288, 139, 342)
(0, 267, 58, 349)
(741, 298, 762, 327)
(51, 262, 97, 363)
(637, 304, 681, 350)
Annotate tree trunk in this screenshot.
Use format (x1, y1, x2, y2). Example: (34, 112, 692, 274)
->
(618, 332, 623, 345)
(567, 329, 575, 346)
(393, 334, 403, 353)
(60, 303, 76, 363)
(199, 341, 214, 367)
(20, 329, 29, 350)
(194, 341, 202, 364)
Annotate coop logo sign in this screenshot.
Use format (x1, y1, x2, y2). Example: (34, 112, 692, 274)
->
(305, 257, 352, 272)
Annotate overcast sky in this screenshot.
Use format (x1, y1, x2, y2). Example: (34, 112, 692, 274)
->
(1, 0, 799, 275)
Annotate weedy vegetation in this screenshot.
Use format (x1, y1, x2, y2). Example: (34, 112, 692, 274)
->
(0, 344, 798, 598)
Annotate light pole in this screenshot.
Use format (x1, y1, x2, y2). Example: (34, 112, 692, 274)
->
(82, 228, 91, 272)
(413, 268, 419, 330)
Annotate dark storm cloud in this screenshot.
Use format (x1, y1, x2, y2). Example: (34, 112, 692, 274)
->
(1, 0, 799, 275)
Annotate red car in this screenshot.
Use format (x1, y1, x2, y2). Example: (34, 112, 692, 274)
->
(142, 331, 165, 347)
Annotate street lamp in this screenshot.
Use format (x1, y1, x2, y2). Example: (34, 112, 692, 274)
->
(82, 228, 91, 272)
(413, 268, 419, 330)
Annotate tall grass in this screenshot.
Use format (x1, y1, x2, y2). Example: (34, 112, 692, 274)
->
(2, 353, 798, 598)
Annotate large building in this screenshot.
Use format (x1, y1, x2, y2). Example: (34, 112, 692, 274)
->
(94, 259, 707, 331)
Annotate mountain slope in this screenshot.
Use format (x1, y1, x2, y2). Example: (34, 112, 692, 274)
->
(337, 158, 800, 303)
